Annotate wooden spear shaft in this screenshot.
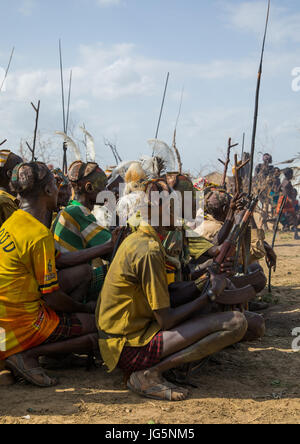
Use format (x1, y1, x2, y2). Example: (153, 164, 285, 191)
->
(155, 72, 170, 141)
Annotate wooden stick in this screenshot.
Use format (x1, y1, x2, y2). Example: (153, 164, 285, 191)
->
(0, 140, 7, 146)
(31, 100, 40, 160)
(221, 138, 239, 189)
(155, 72, 170, 141)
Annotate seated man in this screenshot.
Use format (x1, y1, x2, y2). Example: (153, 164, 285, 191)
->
(51, 168, 72, 213)
(97, 181, 248, 402)
(0, 162, 98, 387)
(0, 150, 23, 226)
(53, 161, 113, 302)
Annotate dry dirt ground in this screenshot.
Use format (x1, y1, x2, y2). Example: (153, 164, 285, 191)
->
(1, 232, 300, 425)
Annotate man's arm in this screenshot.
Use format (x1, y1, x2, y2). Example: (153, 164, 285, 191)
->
(154, 273, 227, 331)
(42, 290, 93, 314)
(56, 228, 122, 269)
(56, 241, 113, 269)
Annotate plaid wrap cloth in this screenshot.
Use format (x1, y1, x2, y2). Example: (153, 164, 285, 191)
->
(117, 332, 163, 375)
(44, 313, 83, 344)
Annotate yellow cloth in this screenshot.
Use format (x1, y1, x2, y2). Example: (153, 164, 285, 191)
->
(0, 190, 18, 227)
(97, 223, 170, 373)
(187, 235, 213, 261)
(0, 210, 59, 360)
(196, 215, 222, 242)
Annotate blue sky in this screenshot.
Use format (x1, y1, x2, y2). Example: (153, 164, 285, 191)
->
(1, 0, 300, 175)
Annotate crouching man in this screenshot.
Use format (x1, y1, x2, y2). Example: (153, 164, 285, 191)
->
(0, 163, 98, 387)
(97, 182, 248, 402)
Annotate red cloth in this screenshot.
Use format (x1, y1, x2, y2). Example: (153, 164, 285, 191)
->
(277, 196, 295, 215)
(44, 313, 83, 344)
(118, 332, 163, 375)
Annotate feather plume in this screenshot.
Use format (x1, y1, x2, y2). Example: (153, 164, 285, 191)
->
(55, 131, 81, 161)
(125, 162, 147, 194)
(80, 126, 96, 163)
(147, 139, 176, 173)
(110, 160, 138, 182)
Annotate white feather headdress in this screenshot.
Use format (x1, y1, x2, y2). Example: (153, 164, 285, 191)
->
(80, 126, 96, 163)
(55, 131, 81, 161)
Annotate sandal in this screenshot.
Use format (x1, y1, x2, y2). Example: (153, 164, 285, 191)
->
(6, 354, 58, 388)
(127, 372, 188, 402)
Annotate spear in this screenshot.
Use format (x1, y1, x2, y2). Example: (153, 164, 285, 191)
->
(172, 87, 184, 174)
(0, 47, 15, 93)
(154, 72, 170, 142)
(243, 0, 271, 276)
(248, 0, 271, 196)
(59, 40, 73, 174)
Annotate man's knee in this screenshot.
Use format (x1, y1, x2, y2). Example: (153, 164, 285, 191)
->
(228, 311, 248, 342)
(245, 312, 266, 341)
(86, 333, 99, 351)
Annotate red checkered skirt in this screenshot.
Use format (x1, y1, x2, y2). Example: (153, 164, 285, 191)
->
(44, 313, 83, 344)
(117, 332, 163, 375)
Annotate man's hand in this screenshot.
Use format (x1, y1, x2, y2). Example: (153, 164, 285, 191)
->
(210, 244, 235, 276)
(209, 272, 227, 298)
(264, 242, 277, 271)
(230, 193, 249, 212)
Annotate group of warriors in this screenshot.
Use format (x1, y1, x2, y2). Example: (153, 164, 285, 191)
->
(0, 144, 298, 402)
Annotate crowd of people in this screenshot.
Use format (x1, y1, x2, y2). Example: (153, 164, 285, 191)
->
(0, 147, 298, 402)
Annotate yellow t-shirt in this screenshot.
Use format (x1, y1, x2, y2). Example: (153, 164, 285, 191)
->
(97, 223, 170, 373)
(0, 190, 18, 227)
(0, 210, 60, 360)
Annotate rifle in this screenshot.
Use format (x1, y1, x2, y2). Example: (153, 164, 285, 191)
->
(268, 195, 287, 293)
(210, 197, 259, 277)
(199, 197, 259, 307)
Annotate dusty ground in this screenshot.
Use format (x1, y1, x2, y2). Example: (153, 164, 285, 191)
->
(1, 232, 300, 425)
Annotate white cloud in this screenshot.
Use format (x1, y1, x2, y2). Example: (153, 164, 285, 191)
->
(18, 0, 36, 16)
(1, 41, 299, 169)
(224, 0, 300, 44)
(96, 0, 121, 7)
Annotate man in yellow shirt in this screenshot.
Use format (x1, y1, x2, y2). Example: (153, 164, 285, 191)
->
(98, 182, 248, 402)
(0, 162, 99, 387)
(0, 150, 23, 226)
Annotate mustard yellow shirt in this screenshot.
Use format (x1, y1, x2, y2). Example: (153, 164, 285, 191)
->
(0, 190, 18, 227)
(97, 223, 170, 372)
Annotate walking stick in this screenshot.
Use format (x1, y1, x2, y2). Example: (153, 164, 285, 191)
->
(268, 196, 287, 293)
